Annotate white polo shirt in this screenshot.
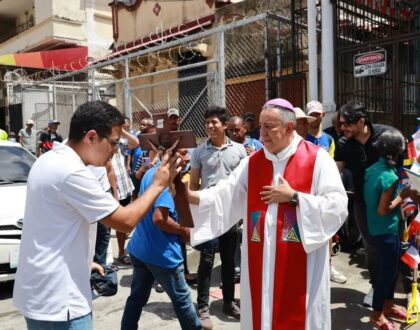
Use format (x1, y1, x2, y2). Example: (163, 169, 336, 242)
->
(13, 142, 119, 321)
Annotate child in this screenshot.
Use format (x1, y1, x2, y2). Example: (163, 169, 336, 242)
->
(364, 129, 407, 330)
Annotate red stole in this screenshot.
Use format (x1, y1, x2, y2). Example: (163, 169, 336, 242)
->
(247, 140, 318, 330)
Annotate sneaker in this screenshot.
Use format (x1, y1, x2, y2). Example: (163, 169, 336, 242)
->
(363, 287, 374, 307)
(223, 300, 240, 320)
(330, 266, 347, 284)
(198, 308, 213, 330)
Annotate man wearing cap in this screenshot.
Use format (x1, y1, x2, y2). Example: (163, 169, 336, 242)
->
(243, 112, 260, 140)
(167, 108, 181, 131)
(18, 119, 37, 154)
(293, 107, 315, 137)
(304, 101, 347, 285)
(188, 98, 348, 330)
(305, 101, 335, 157)
(38, 119, 63, 155)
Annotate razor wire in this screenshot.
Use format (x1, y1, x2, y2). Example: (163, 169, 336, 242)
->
(5, 12, 304, 139)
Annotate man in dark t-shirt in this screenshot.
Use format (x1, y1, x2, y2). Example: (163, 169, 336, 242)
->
(38, 119, 63, 155)
(334, 100, 395, 307)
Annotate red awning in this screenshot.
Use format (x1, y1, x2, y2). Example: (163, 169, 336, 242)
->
(0, 47, 88, 71)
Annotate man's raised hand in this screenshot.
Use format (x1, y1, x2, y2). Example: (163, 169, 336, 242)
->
(153, 150, 182, 189)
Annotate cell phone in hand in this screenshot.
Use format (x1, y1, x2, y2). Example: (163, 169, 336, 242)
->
(143, 157, 151, 167)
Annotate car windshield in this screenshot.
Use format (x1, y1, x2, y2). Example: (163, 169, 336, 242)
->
(0, 146, 36, 184)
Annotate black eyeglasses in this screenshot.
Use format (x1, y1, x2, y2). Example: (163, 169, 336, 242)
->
(339, 119, 358, 128)
(105, 137, 120, 149)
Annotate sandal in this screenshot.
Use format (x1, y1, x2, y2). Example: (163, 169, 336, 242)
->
(118, 255, 131, 265)
(370, 320, 395, 330)
(384, 307, 407, 321)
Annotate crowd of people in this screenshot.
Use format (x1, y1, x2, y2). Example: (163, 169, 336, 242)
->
(8, 97, 420, 330)
(1, 118, 63, 155)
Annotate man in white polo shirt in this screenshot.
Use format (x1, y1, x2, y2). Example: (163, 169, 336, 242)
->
(13, 101, 181, 330)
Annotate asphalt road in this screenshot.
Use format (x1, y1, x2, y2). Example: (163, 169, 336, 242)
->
(1, 236, 419, 330)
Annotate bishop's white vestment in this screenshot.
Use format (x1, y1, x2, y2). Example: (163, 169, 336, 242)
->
(191, 133, 348, 330)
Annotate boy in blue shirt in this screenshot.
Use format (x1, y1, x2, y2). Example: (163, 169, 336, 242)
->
(121, 149, 202, 330)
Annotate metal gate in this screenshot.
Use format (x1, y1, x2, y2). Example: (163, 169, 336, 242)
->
(336, 0, 420, 136)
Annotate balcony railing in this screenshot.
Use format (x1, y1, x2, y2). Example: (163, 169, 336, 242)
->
(0, 17, 35, 44)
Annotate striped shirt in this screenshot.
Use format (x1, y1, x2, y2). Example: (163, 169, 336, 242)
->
(111, 147, 134, 200)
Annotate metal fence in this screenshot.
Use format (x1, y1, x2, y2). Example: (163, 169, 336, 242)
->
(5, 11, 307, 139)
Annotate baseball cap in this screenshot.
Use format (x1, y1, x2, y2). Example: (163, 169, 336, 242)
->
(306, 101, 324, 115)
(48, 119, 60, 125)
(26, 119, 34, 125)
(294, 107, 316, 123)
(244, 112, 255, 121)
(167, 108, 180, 117)
(263, 98, 294, 112)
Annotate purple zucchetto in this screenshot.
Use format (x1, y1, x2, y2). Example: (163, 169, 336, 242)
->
(263, 98, 295, 112)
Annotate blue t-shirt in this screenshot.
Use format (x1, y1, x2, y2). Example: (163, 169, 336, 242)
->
(243, 136, 263, 151)
(127, 167, 183, 268)
(305, 132, 335, 157)
(129, 146, 144, 173)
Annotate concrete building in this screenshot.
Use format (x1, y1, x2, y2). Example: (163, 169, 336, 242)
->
(107, 0, 420, 136)
(0, 0, 113, 135)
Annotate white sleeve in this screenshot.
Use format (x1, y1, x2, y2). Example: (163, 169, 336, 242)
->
(61, 168, 120, 224)
(297, 149, 348, 253)
(190, 157, 249, 246)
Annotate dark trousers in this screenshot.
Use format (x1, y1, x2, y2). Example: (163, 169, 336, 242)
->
(197, 224, 238, 310)
(94, 189, 113, 266)
(94, 222, 111, 267)
(354, 198, 379, 285)
(372, 234, 400, 311)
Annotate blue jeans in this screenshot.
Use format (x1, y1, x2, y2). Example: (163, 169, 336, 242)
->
(25, 313, 92, 330)
(372, 234, 400, 311)
(121, 255, 201, 330)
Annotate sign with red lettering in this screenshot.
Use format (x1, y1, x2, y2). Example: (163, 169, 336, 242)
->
(354, 49, 387, 78)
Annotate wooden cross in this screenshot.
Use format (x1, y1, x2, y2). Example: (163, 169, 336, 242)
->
(138, 114, 197, 228)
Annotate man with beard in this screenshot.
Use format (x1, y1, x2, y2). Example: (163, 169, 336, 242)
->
(335, 100, 395, 306)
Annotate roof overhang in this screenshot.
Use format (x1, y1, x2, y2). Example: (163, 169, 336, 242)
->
(0, 47, 88, 71)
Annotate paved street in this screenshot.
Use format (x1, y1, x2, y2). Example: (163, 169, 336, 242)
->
(1, 236, 419, 330)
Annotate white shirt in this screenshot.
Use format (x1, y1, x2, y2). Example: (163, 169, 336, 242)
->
(13, 142, 119, 321)
(88, 166, 111, 192)
(191, 133, 348, 330)
(18, 128, 37, 153)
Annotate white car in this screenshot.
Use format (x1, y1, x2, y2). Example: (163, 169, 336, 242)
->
(0, 140, 36, 282)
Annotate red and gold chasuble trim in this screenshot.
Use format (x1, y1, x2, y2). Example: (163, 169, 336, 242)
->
(247, 140, 318, 330)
